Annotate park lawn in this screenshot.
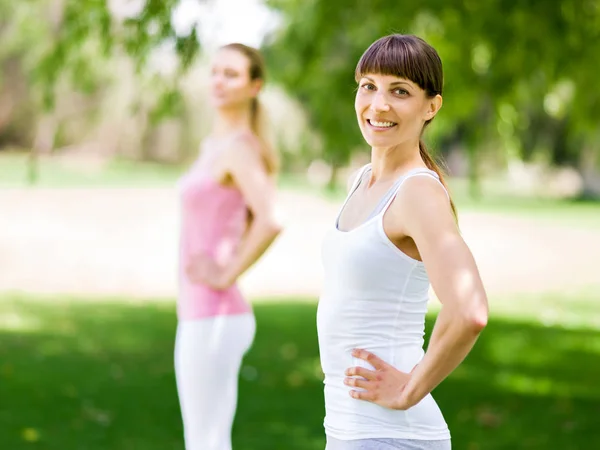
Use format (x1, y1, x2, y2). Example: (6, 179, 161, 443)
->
(0, 153, 182, 188)
(2, 151, 599, 228)
(0, 290, 598, 450)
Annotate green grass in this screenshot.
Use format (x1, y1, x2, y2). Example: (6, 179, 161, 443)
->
(0, 152, 325, 192)
(1, 291, 599, 449)
(2, 152, 599, 227)
(447, 178, 600, 228)
(0, 153, 181, 187)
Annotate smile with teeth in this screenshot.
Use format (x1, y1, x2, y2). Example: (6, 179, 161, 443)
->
(368, 119, 397, 128)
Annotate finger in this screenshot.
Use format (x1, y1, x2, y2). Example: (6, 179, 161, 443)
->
(189, 254, 202, 265)
(352, 349, 388, 370)
(345, 366, 377, 380)
(349, 389, 376, 401)
(189, 268, 207, 284)
(197, 258, 209, 271)
(344, 377, 373, 390)
(199, 254, 215, 267)
(186, 267, 198, 281)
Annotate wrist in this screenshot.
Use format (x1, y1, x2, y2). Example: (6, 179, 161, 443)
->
(222, 268, 238, 286)
(394, 379, 421, 410)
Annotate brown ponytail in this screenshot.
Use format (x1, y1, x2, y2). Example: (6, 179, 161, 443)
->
(419, 139, 457, 219)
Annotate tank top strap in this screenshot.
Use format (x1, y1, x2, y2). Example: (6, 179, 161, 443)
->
(373, 168, 447, 218)
(348, 164, 372, 195)
(335, 164, 372, 227)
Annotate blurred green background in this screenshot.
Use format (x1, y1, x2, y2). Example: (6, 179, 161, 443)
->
(1, 0, 599, 449)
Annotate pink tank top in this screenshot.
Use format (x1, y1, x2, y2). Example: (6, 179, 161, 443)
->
(177, 144, 251, 320)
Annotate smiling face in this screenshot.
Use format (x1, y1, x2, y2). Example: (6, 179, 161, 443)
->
(354, 74, 441, 149)
(209, 47, 262, 110)
(353, 34, 444, 150)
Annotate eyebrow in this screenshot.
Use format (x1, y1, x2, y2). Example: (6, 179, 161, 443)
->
(362, 76, 413, 88)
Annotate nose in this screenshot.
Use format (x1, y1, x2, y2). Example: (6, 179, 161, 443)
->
(211, 73, 224, 89)
(370, 91, 390, 113)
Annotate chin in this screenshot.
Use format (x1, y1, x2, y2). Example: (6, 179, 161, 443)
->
(209, 96, 230, 108)
(362, 133, 397, 148)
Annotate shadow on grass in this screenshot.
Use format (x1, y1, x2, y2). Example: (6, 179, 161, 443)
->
(0, 296, 598, 449)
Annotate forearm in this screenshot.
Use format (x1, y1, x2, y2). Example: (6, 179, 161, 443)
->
(401, 305, 485, 405)
(223, 219, 282, 283)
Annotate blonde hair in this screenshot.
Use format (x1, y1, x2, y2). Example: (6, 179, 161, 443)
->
(221, 43, 280, 175)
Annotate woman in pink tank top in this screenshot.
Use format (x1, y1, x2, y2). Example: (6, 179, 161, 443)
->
(174, 43, 282, 450)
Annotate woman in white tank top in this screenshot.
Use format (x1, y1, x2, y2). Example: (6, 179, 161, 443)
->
(317, 34, 489, 450)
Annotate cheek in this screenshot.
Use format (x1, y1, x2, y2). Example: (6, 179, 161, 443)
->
(217, 77, 238, 91)
(354, 95, 368, 118)
(396, 100, 425, 122)
(231, 80, 254, 97)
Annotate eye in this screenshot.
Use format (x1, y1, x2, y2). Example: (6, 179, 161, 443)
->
(393, 88, 409, 95)
(360, 83, 376, 91)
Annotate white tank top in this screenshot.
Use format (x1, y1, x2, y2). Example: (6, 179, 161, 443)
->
(317, 164, 451, 441)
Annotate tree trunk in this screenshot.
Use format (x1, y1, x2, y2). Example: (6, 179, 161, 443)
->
(327, 163, 340, 192)
(27, 147, 39, 185)
(467, 142, 481, 200)
(578, 144, 600, 199)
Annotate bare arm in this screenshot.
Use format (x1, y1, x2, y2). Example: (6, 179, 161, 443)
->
(396, 177, 488, 407)
(345, 176, 488, 409)
(219, 138, 283, 285)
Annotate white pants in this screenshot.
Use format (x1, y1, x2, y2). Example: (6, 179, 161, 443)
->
(175, 313, 256, 450)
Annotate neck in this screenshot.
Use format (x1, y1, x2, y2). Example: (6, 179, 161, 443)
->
(213, 105, 253, 137)
(369, 139, 425, 184)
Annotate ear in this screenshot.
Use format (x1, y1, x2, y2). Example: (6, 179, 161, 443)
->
(424, 94, 443, 120)
(250, 78, 263, 97)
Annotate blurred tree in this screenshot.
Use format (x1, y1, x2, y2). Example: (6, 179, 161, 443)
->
(33, 0, 201, 108)
(0, 0, 203, 182)
(265, 0, 600, 196)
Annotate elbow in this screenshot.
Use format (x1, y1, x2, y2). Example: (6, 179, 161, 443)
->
(469, 312, 488, 333)
(465, 305, 488, 333)
(450, 299, 487, 334)
(268, 220, 283, 239)
(256, 216, 283, 239)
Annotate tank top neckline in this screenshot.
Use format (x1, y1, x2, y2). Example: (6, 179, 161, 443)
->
(334, 164, 439, 234)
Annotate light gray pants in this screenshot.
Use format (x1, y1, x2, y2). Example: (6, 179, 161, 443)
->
(326, 436, 451, 450)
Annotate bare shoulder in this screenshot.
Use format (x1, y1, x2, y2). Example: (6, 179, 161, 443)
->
(399, 174, 450, 209)
(224, 131, 264, 169)
(392, 174, 455, 236)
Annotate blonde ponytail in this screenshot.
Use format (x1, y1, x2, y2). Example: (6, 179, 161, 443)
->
(250, 97, 279, 175)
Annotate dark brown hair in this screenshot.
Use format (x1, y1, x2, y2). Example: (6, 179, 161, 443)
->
(355, 34, 456, 217)
(220, 43, 279, 175)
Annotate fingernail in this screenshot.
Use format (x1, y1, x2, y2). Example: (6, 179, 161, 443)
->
(343, 378, 349, 385)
